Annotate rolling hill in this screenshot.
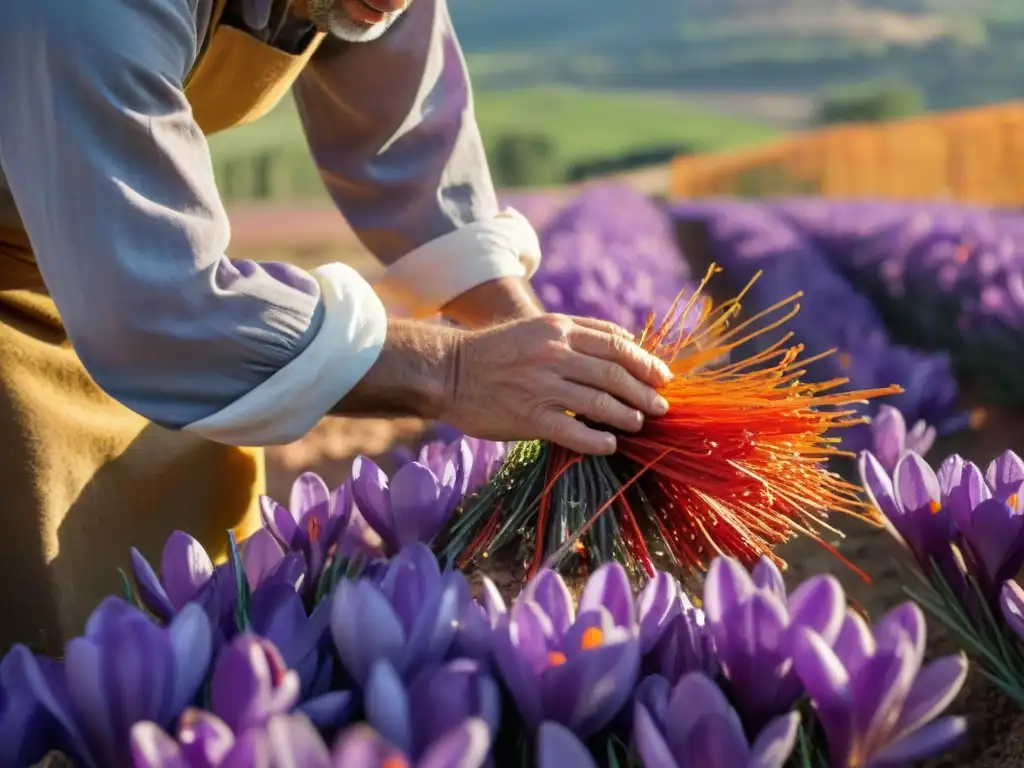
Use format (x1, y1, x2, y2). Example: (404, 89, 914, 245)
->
(449, 0, 1024, 110)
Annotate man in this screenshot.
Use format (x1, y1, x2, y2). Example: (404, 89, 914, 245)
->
(0, 0, 669, 651)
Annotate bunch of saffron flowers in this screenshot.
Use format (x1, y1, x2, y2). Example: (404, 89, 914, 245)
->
(0, 503, 968, 767)
(859, 434, 1024, 708)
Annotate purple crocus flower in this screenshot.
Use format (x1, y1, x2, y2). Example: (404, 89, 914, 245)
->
(868, 405, 936, 474)
(794, 603, 968, 766)
(17, 598, 212, 768)
(240, 528, 286, 593)
(0, 645, 62, 767)
(703, 556, 845, 729)
(451, 577, 508, 662)
(330, 543, 469, 687)
(209, 634, 300, 733)
(261, 472, 353, 585)
(332, 718, 492, 768)
(130, 531, 217, 622)
(350, 442, 471, 552)
(131, 711, 334, 767)
(638, 571, 717, 683)
(634, 672, 800, 768)
(858, 451, 959, 579)
(490, 562, 641, 738)
(537, 722, 597, 768)
(362, 658, 500, 760)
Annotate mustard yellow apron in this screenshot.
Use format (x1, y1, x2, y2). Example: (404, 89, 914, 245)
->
(0, 1, 325, 653)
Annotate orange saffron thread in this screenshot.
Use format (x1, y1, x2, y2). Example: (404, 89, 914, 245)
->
(544, 265, 902, 574)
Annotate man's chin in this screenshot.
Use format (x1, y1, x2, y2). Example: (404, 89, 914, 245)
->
(326, 11, 400, 42)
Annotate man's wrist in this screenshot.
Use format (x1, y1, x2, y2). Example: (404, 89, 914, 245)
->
(441, 277, 544, 328)
(331, 318, 458, 420)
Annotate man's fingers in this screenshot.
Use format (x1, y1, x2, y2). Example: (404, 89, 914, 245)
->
(568, 326, 672, 388)
(552, 380, 644, 433)
(537, 411, 617, 456)
(558, 353, 667, 417)
(570, 317, 635, 340)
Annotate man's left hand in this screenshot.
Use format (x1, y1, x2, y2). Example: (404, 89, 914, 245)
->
(440, 277, 544, 328)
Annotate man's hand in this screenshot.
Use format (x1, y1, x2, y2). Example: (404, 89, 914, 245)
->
(333, 314, 671, 455)
(440, 277, 544, 328)
(442, 314, 670, 455)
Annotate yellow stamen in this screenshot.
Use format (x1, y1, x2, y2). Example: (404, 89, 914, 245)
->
(547, 651, 567, 666)
(307, 516, 322, 542)
(929, 499, 941, 514)
(1009, 493, 1019, 510)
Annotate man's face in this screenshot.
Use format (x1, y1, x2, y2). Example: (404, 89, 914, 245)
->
(307, 0, 410, 42)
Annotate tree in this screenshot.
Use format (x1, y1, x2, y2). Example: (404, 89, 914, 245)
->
(811, 81, 925, 126)
(489, 133, 560, 188)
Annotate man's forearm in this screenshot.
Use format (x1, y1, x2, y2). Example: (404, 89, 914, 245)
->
(441, 277, 544, 328)
(331, 318, 458, 419)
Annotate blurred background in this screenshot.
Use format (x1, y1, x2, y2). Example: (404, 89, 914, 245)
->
(248, 0, 1024, 508)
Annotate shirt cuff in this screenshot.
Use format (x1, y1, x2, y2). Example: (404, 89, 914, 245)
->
(372, 208, 542, 318)
(182, 263, 387, 446)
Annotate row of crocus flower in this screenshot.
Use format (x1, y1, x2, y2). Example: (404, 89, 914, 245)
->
(859, 443, 1024, 709)
(0, 422, 971, 767)
(0, 542, 968, 767)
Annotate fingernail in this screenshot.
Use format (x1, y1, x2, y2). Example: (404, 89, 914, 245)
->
(653, 396, 670, 415)
(603, 434, 617, 453)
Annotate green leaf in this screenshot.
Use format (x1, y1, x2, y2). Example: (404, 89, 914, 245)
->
(228, 530, 252, 633)
(117, 568, 138, 608)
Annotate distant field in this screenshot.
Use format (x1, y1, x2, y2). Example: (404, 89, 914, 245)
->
(208, 86, 779, 200)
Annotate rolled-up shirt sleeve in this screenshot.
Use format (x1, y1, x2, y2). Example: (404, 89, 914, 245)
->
(0, 0, 386, 446)
(293, 0, 541, 318)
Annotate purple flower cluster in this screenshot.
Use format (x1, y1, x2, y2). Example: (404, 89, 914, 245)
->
(670, 200, 963, 440)
(860, 446, 1024, 707)
(0, 520, 968, 767)
(768, 199, 1024, 402)
(531, 183, 697, 333)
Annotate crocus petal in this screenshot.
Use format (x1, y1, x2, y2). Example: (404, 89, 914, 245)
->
(665, 672, 742, 757)
(787, 575, 845, 643)
(751, 558, 787, 604)
(536, 721, 598, 768)
(290, 472, 331, 519)
(177, 709, 235, 767)
(962, 498, 1023, 583)
(492, 602, 552, 729)
(480, 577, 507, 623)
(748, 711, 800, 768)
(541, 637, 640, 738)
(936, 454, 966, 499)
(332, 724, 403, 765)
(703, 557, 755, 625)
(633, 702, 680, 768)
(266, 714, 333, 768)
(351, 457, 399, 551)
(167, 603, 214, 719)
(890, 655, 968, 742)
(894, 452, 941, 514)
(867, 716, 967, 765)
(129, 549, 175, 622)
(792, 628, 853, 766)
(870, 405, 907, 474)
(365, 661, 413, 755)
(129, 722, 187, 768)
(858, 451, 904, 532)
(578, 562, 635, 628)
(66, 638, 118, 767)
(986, 450, 1024, 502)
(297, 690, 355, 731)
(523, 570, 576, 637)
(260, 497, 299, 547)
(389, 462, 442, 546)
(401, 573, 468, 676)
(160, 532, 215, 610)
(638, 572, 680, 653)
(242, 529, 286, 593)
(853, 639, 918, 756)
(330, 580, 406, 687)
(418, 718, 492, 768)
(221, 728, 272, 768)
(1001, 581, 1024, 641)
(679, 715, 752, 767)
(832, 611, 875, 673)
(873, 603, 926, 661)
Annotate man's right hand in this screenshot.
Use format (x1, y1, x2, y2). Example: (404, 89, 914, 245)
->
(442, 314, 671, 455)
(335, 315, 671, 456)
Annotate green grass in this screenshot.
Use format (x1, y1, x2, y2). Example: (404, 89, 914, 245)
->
(208, 86, 779, 200)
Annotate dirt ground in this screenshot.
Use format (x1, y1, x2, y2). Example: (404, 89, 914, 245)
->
(264, 400, 1024, 766)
